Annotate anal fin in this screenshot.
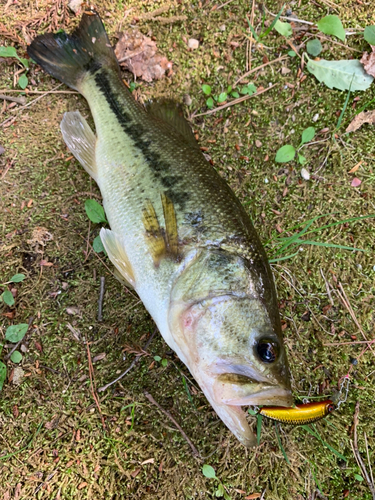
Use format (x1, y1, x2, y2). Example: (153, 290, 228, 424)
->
(60, 111, 97, 181)
(100, 228, 136, 288)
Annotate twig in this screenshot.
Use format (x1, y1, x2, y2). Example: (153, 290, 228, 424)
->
(98, 327, 157, 392)
(97, 276, 105, 322)
(193, 84, 278, 118)
(234, 56, 287, 86)
(216, 0, 235, 9)
(324, 340, 375, 346)
(320, 268, 334, 306)
(0, 93, 26, 105)
(9, 83, 63, 112)
(4, 316, 34, 360)
(86, 340, 106, 429)
(351, 402, 375, 499)
(0, 89, 78, 94)
(144, 390, 201, 458)
(247, 0, 256, 72)
(335, 282, 375, 358)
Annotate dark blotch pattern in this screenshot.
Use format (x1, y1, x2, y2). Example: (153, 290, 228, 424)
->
(93, 69, 190, 209)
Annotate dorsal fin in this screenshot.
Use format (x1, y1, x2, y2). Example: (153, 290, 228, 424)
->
(146, 100, 200, 149)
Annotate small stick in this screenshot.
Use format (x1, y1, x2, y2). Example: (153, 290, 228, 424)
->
(216, 0, 235, 9)
(324, 340, 375, 346)
(98, 328, 157, 392)
(144, 390, 201, 458)
(0, 89, 78, 94)
(234, 56, 287, 86)
(86, 340, 106, 429)
(5, 316, 34, 361)
(0, 93, 26, 105)
(193, 84, 278, 118)
(320, 268, 334, 306)
(97, 276, 105, 321)
(351, 402, 375, 499)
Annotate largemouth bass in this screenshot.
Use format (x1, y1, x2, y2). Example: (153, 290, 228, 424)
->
(28, 11, 292, 447)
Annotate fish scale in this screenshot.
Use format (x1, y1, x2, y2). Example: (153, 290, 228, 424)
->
(28, 10, 293, 447)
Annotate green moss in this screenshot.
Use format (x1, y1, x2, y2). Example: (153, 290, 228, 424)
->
(1, 0, 375, 498)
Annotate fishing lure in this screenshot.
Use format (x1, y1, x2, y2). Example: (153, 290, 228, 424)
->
(258, 400, 336, 425)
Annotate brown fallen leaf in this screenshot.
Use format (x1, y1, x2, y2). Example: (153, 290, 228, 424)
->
(361, 45, 375, 77)
(92, 352, 106, 363)
(115, 30, 172, 82)
(346, 110, 375, 133)
(245, 494, 261, 500)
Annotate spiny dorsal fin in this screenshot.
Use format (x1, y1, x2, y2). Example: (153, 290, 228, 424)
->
(142, 194, 180, 265)
(146, 100, 199, 149)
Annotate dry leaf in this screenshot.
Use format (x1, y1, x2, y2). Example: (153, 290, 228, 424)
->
(360, 45, 375, 77)
(92, 352, 106, 362)
(115, 30, 172, 82)
(141, 458, 155, 465)
(131, 468, 141, 478)
(351, 177, 361, 187)
(245, 494, 261, 500)
(66, 306, 81, 316)
(348, 160, 362, 173)
(78, 482, 87, 490)
(346, 110, 375, 133)
(40, 259, 53, 267)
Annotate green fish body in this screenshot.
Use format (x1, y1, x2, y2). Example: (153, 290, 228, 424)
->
(28, 11, 292, 447)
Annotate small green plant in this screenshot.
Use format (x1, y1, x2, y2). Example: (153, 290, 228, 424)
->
(202, 83, 256, 109)
(317, 15, 345, 42)
(275, 126, 315, 164)
(246, 4, 285, 42)
(0, 273, 25, 306)
(0, 323, 29, 390)
(154, 355, 168, 367)
(129, 81, 138, 92)
(0, 46, 29, 89)
(0, 273, 27, 387)
(85, 199, 107, 254)
(202, 465, 231, 499)
(202, 84, 241, 109)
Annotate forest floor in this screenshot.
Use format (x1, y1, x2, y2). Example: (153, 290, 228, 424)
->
(0, 0, 375, 499)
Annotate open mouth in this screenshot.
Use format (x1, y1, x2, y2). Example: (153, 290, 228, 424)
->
(213, 372, 293, 407)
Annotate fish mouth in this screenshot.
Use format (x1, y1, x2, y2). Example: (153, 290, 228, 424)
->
(213, 372, 293, 407)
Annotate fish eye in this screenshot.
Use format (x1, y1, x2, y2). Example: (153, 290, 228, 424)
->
(255, 338, 279, 363)
(328, 404, 335, 413)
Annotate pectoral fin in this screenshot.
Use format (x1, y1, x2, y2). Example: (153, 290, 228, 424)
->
(142, 194, 180, 266)
(60, 111, 97, 181)
(100, 228, 135, 288)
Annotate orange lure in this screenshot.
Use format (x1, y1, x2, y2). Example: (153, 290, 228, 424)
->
(259, 400, 335, 425)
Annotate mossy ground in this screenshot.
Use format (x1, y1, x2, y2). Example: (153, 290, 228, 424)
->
(0, 1, 375, 499)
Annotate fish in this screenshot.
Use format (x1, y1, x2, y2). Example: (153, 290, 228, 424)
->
(28, 10, 292, 448)
(259, 400, 335, 425)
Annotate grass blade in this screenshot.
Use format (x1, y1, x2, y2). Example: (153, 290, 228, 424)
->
(273, 217, 317, 256)
(291, 239, 365, 252)
(269, 250, 300, 263)
(301, 424, 347, 462)
(246, 16, 259, 41)
(257, 414, 262, 445)
(274, 422, 290, 464)
(261, 4, 285, 38)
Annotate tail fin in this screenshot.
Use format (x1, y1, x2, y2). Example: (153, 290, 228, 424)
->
(27, 11, 120, 91)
